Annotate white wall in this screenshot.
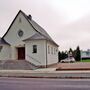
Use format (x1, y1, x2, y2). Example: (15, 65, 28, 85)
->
(10, 46, 17, 60)
(4, 12, 36, 46)
(25, 40, 46, 66)
(3, 12, 36, 60)
(81, 51, 90, 58)
(47, 41, 58, 65)
(25, 40, 58, 66)
(0, 45, 11, 60)
(2, 11, 58, 65)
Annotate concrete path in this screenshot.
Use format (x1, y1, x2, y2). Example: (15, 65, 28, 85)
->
(0, 69, 90, 78)
(34, 68, 56, 71)
(49, 62, 90, 70)
(0, 62, 90, 78)
(50, 62, 90, 68)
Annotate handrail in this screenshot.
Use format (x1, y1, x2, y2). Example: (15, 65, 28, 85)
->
(26, 54, 41, 64)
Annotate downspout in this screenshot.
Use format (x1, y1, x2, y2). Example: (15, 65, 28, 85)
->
(46, 40, 47, 68)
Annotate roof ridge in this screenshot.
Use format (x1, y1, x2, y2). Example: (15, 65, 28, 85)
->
(19, 10, 54, 41)
(18, 10, 59, 46)
(20, 11, 56, 43)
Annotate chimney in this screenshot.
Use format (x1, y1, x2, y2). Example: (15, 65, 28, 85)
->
(28, 15, 32, 20)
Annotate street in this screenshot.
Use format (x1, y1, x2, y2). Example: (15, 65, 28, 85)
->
(0, 77, 90, 90)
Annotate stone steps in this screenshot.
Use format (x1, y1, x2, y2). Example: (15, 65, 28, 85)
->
(0, 60, 38, 70)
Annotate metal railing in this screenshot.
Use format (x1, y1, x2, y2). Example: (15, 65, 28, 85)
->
(26, 54, 41, 64)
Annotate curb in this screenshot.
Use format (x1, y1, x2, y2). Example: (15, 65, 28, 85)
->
(0, 70, 90, 79)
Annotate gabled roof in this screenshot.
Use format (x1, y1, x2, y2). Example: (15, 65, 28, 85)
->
(23, 33, 46, 41)
(0, 38, 10, 45)
(2, 10, 59, 46)
(29, 20, 53, 41)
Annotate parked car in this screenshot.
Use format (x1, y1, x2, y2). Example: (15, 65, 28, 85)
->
(60, 57, 75, 63)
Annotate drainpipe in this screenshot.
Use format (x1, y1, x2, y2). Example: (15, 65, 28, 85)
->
(46, 40, 47, 68)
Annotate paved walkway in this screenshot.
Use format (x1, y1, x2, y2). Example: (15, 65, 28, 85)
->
(0, 69, 90, 78)
(0, 62, 90, 78)
(49, 62, 90, 70)
(34, 68, 56, 71)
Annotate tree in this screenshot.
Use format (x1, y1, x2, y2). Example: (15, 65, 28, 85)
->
(58, 51, 62, 62)
(68, 48, 73, 57)
(58, 51, 68, 62)
(74, 46, 81, 61)
(61, 51, 68, 60)
(69, 48, 73, 53)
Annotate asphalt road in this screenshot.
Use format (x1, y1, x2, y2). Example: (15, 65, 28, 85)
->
(0, 77, 90, 90)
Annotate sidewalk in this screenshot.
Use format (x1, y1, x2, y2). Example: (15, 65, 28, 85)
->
(34, 68, 56, 72)
(0, 62, 90, 78)
(0, 69, 90, 78)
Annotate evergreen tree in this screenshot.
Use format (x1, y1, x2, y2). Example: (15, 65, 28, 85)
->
(74, 46, 81, 61)
(69, 48, 73, 53)
(61, 51, 68, 60)
(68, 48, 73, 57)
(58, 51, 62, 62)
(58, 51, 68, 62)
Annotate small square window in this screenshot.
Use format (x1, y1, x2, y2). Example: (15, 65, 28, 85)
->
(86, 51, 89, 56)
(51, 47, 53, 54)
(33, 45, 37, 53)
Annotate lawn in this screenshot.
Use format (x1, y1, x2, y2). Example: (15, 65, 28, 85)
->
(80, 59, 90, 62)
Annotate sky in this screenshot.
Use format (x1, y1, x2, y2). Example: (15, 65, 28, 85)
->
(0, 0, 90, 51)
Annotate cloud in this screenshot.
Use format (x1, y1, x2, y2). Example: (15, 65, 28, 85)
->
(0, 0, 90, 51)
(56, 14, 90, 50)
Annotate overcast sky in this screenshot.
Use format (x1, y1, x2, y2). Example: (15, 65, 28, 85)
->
(0, 0, 90, 51)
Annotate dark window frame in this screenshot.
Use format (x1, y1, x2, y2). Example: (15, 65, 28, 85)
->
(33, 45, 37, 53)
(51, 47, 53, 54)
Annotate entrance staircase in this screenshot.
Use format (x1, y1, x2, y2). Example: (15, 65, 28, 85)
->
(0, 60, 38, 70)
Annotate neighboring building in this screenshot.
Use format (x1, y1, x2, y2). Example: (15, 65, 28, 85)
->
(0, 10, 59, 67)
(81, 49, 90, 59)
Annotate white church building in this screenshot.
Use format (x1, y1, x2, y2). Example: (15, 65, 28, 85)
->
(0, 10, 59, 67)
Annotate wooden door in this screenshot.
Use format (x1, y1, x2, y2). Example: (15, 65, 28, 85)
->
(18, 47, 25, 60)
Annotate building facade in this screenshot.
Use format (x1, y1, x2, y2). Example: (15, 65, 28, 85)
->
(81, 49, 90, 59)
(0, 10, 59, 66)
